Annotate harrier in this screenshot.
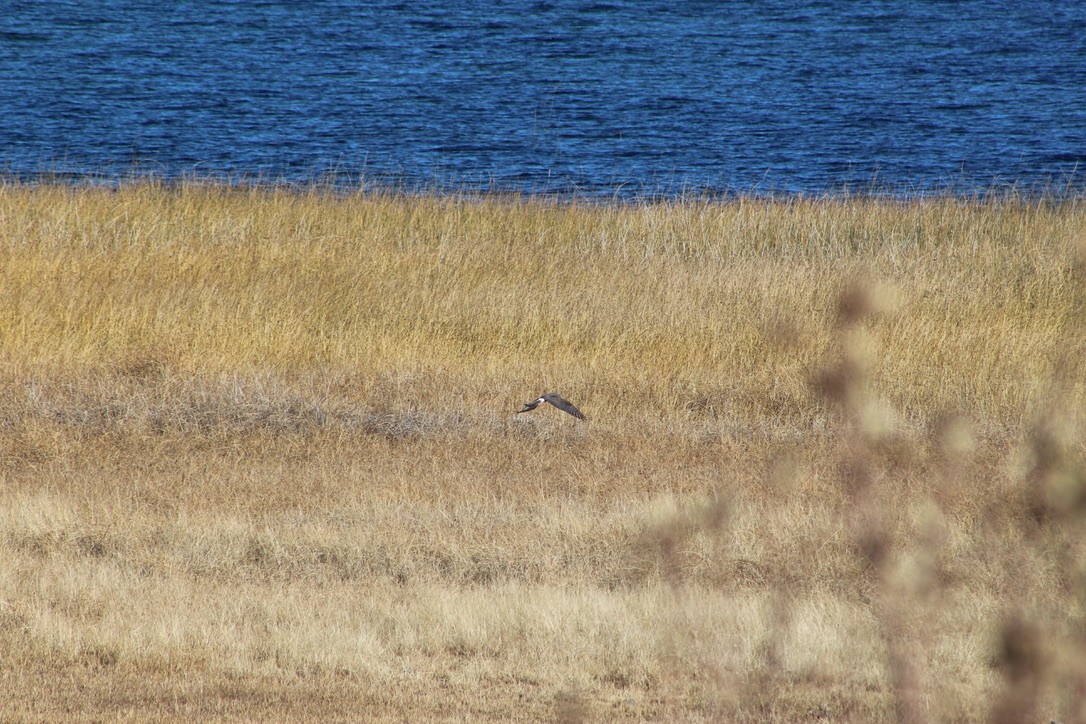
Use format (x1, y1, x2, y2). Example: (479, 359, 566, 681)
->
(517, 393, 586, 421)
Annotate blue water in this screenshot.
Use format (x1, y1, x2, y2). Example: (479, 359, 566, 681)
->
(2, 0, 1085, 197)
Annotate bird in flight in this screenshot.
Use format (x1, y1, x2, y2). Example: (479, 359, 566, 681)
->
(517, 393, 586, 420)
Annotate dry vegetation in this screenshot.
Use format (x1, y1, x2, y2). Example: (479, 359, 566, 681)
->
(1, 182, 1085, 721)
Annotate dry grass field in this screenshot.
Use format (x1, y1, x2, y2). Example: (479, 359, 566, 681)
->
(1, 182, 1085, 721)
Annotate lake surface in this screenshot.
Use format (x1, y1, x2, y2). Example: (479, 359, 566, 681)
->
(2, 0, 1084, 197)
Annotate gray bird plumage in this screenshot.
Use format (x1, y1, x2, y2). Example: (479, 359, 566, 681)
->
(517, 393, 586, 420)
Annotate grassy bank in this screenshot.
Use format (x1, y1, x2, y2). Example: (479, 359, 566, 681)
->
(1, 183, 1085, 720)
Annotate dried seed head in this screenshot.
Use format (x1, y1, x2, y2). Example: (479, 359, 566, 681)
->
(837, 279, 875, 326)
(836, 277, 899, 326)
(990, 613, 1046, 724)
(1026, 420, 1086, 521)
(856, 505, 889, 570)
(858, 525, 889, 571)
(934, 412, 976, 458)
(814, 357, 865, 408)
(997, 613, 1046, 681)
(1044, 465, 1086, 518)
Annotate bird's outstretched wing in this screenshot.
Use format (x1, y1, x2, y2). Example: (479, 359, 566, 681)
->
(517, 397, 545, 414)
(543, 393, 586, 420)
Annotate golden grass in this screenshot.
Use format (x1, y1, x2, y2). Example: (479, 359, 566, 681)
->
(1, 182, 1085, 720)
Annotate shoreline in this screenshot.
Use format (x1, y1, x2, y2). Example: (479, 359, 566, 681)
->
(4, 173, 1086, 205)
